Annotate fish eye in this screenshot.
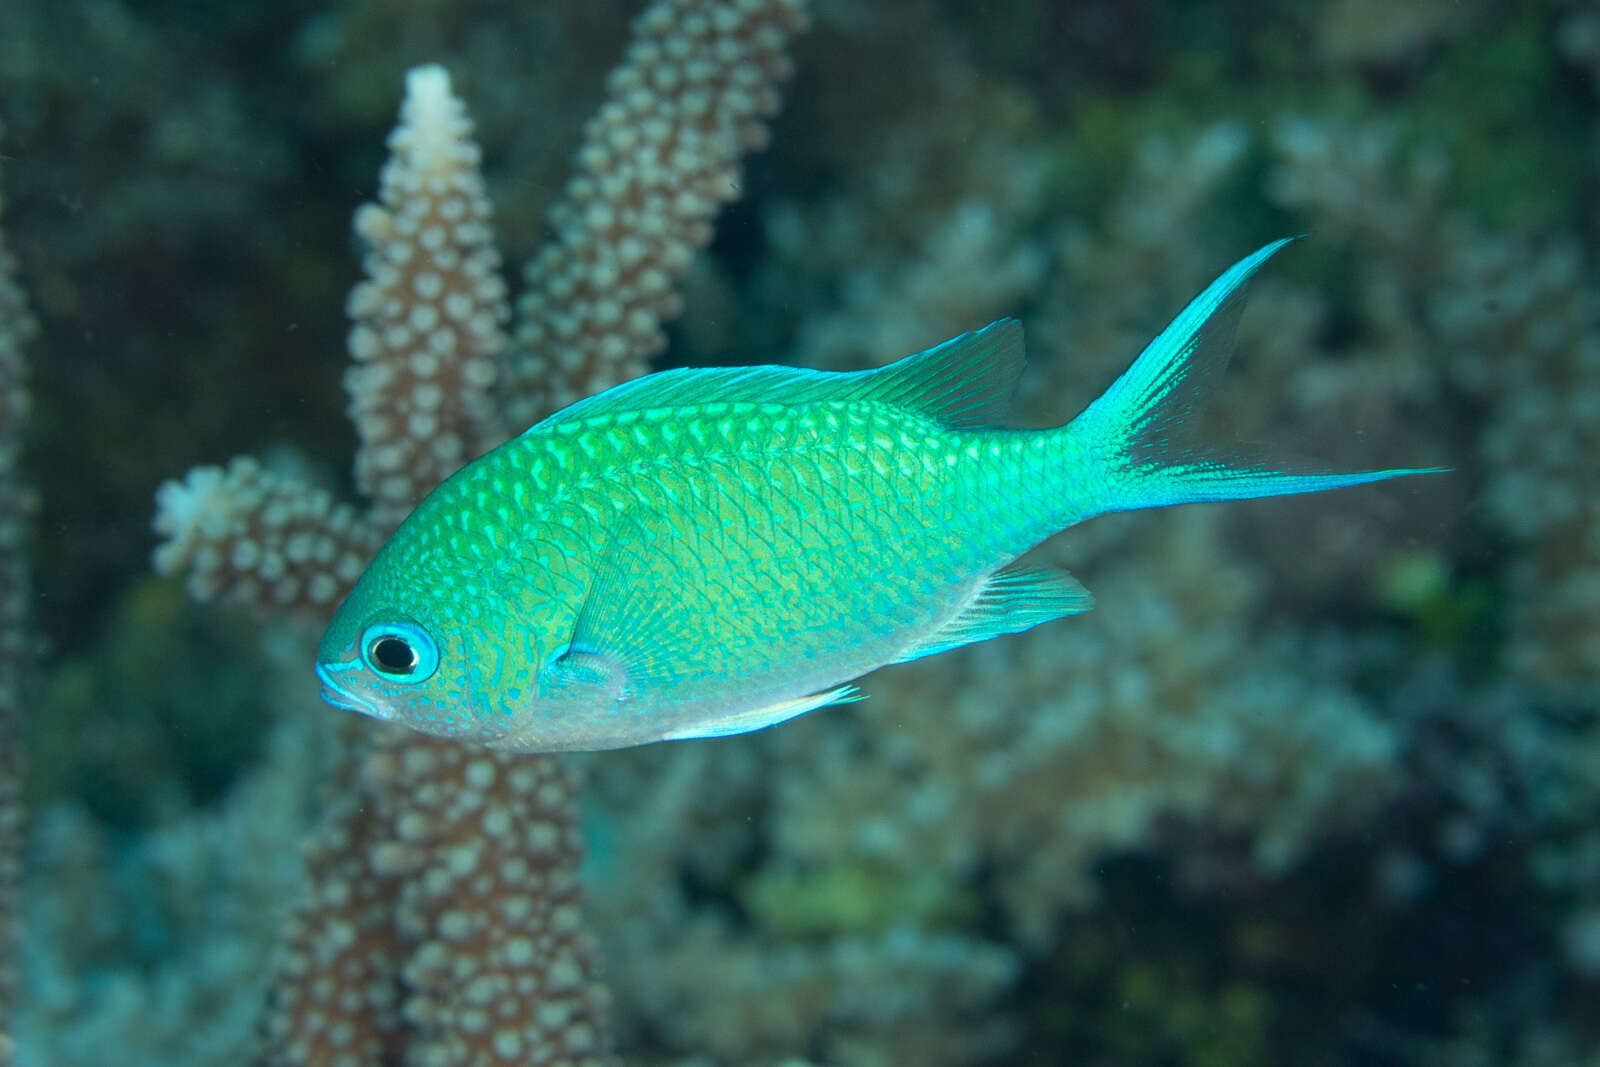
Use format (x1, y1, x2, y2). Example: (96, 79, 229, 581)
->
(359, 620, 439, 683)
(371, 636, 415, 672)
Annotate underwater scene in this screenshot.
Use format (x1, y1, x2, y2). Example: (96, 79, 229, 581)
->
(1, 0, 1596, 1064)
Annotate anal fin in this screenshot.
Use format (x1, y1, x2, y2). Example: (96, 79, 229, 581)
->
(661, 685, 864, 741)
(893, 565, 1094, 664)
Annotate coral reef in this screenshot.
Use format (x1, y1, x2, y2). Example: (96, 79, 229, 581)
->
(2, 1, 1597, 1065)
(508, 0, 806, 426)
(18, 663, 329, 1065)
(0, 121, 37, 1067)
(343, 64, 510, 534)
(258, 721, 608, 1067)
(149, 2, 808, 1065)
(1265, 113, 1600, 697)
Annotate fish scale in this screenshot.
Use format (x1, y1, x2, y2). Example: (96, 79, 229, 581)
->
(316, 240, 1442, 751)
(560, 404, 959, 662)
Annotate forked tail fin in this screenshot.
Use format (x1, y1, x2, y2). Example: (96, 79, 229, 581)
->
(1063, 238, 1442, 516)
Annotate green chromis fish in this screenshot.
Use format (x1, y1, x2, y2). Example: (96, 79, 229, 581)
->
(316, 239, 1439, 752)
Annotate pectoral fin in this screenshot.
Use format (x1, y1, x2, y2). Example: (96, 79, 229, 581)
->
(542, 505, 695, 703)
(539, 644, 631, 705)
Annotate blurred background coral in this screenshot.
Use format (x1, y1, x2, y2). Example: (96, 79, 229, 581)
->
(1, 0, 1595, 1064)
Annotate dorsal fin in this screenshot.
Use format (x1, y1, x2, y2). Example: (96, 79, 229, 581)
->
(522, 319, 1027, 435)
(841, 318, 1025, 428)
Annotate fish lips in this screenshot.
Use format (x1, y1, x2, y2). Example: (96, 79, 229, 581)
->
(315, 660, 389, 720)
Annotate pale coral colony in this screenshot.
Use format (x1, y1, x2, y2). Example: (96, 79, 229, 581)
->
(2, 1, 1599, 1066)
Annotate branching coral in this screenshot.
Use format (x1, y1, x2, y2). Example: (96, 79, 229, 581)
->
(0, 122, 38, 1067)
(508, 0, 807, 424)
(762, 509, 1401, 945)
(563, 90, 1431, 1060)
(344, 64, 512, 534)
(259, 726, 608, 1067)
(7, 1, 1594, 1063)
(18, 671, 330, 1066)
(149, 2, 808, 1063)
(1267, 114, 1599, 698)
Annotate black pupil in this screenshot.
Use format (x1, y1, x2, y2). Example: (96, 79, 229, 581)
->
(372, 636, 416, 673)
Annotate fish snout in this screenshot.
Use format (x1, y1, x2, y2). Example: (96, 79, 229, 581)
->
(315, 659, 390, 720)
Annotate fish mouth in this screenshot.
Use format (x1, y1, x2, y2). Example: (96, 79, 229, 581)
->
(315, 660, 387, 720)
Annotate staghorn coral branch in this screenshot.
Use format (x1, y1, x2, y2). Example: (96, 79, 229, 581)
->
(0, 125, 36, 1067)
(346, 64, 511, 534)
(154, 61, 619, 1067)
(260, 727, 410, 1066)
(152, 457, 380, 621)
(151, 3, 809, 1063)
(381, 739, 608, 1064)
(506, 0, 808, 425)
(261, 728, 610, 1067)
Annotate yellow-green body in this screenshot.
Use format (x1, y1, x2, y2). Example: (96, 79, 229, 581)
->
(386, 399, 1060, 745)
(316, 241, 1438, 751)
